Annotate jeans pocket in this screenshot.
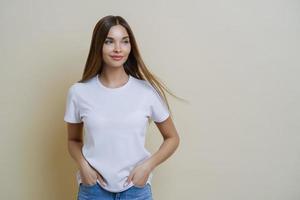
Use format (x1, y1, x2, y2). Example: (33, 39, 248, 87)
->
(127, 183, 152, 199)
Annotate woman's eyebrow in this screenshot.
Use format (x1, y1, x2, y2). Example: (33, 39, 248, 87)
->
(106, 36, 129, 40)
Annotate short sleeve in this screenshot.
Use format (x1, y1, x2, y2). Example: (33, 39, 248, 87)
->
(63, 85, 82, 123)
(149, 86, 170, 123)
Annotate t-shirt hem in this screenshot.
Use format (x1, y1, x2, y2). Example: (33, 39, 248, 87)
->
(76, 170, 153, 193)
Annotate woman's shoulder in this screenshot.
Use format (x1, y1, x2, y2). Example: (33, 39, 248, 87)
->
(131, 77, 155, 93)
(67, 78, 93, 95)
(131, 77, 162, 102)
(68, 82, 84, 91)
(131, 76, 152, 89)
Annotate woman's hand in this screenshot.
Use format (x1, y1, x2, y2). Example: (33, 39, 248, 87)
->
(79, 162, 107, 187)
(124, 162, 152, 187)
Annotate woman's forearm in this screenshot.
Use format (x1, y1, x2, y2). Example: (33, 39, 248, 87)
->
(68, 140, 89, 169)
(145, 136, 180, 171)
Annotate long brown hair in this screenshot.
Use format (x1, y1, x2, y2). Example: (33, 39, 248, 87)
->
(78, 15, 184, 119)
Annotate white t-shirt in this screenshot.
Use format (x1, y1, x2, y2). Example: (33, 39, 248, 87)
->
(63, 74, 170, 192)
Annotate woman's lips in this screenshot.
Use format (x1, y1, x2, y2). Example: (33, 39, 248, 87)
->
(110, 56, 123, 61)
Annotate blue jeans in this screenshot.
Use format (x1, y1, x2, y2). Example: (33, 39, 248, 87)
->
(77, 182, 153, 200)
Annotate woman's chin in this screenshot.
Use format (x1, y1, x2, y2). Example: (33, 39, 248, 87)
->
(109, 61, 126, 67)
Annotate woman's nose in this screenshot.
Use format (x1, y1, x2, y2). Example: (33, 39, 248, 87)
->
(114, 43, 121, 52)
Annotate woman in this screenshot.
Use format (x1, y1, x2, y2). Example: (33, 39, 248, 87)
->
(64, 15, 180, 200)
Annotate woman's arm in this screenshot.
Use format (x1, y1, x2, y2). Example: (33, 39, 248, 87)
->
(146, 116, 180, 170)
(66, 122, 89, 169)
(125, 116, 180, 186)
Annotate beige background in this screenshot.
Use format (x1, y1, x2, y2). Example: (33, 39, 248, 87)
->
(1, 0, 299, 199)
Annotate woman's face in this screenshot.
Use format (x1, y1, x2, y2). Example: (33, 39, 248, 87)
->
(102, 25, 131, 68)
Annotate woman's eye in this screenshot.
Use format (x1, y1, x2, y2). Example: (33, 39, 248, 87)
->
(104, 40, 112, 44)
(104, 40, 129, 44)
